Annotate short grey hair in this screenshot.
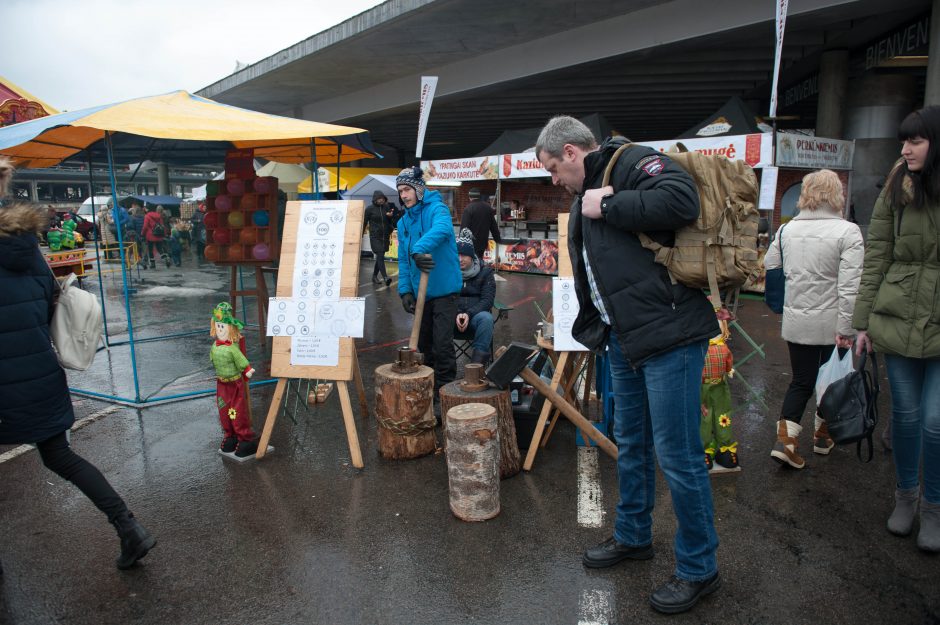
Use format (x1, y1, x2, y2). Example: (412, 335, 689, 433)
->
(535, 116, 598, 158)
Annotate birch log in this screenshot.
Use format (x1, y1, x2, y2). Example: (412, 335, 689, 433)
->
(445, 403, 500, 521)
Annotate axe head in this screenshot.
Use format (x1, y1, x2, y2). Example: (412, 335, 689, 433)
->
(485, 342, 538, 388)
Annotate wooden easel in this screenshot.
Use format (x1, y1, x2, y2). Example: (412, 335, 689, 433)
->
(256, 200, 369, 467)
(522, 213, 611, 471)
(229, 265, 270, 350)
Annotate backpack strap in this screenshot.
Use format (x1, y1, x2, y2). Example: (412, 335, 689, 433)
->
(855, 351, 879, 462)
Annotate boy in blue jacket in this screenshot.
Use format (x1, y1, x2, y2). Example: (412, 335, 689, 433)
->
(396, 166, 462, 418)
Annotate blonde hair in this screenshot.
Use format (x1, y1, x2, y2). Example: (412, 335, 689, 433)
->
(797, 169, 844, 212)
(0, 156, 14, 198)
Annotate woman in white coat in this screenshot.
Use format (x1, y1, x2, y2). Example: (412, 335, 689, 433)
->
(763, 169, 864, 469)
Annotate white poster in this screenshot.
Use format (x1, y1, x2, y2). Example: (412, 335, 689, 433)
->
(500, 152, 549, 179)
(292, 202, 347, 299)
(552, 278, 589, 352)
(759, 166, 779, 210)
(267, 297, 365, 338)
(416, 76, 438, 159)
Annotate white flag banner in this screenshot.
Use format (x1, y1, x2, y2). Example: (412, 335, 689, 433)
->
(416, 76, 438, 159)
(769, 0, 789, 118)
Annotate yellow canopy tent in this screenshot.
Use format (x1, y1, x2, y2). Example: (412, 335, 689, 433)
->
(297, 167, 402, 193)
(0, 90, 378, 168)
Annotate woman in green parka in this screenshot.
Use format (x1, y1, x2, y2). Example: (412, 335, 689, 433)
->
(853, 105, 940, 553)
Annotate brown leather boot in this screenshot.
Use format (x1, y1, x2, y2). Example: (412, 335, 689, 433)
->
(813, 415, 834, 455)
(770, 419, 805, 469)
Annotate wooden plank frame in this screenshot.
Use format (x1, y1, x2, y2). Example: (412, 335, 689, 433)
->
(257, 200, 366, 467)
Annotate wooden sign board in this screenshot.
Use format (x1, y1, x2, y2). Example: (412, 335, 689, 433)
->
(270, 200, 363, 380)
(557, 213, 571, 278)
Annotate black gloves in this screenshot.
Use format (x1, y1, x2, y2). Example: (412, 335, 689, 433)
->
(413, 253, 435, 272)
(401, 292, 416, 314)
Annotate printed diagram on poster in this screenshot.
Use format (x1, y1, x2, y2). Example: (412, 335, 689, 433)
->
(292, 204, 347, 298)
(266, 298, 365, 339)
(552, 277, 589, 352)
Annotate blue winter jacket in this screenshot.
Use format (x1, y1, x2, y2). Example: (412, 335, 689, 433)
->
(396, 189, 462, 299)
(0, 204, 75, 444)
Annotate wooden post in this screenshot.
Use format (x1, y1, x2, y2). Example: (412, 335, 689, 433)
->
(374, 362, 437, 459)
(445, 403, 500, 521)
(440, 380, 521, 479)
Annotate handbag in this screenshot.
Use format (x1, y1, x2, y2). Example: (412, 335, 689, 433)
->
(764, 223, 786, 313)
(817, 351, 879, 462)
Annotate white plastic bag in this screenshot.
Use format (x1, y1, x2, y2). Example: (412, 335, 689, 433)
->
(815, 347, 853, 403)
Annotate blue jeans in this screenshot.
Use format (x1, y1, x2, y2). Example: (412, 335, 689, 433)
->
(608, 337, 719, 581)
(469, 311, 494, 353)
(884, 354, 940, 503)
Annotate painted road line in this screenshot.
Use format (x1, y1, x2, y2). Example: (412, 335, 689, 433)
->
(577, 447, 604, 528)
(0, 405, 121, 465)
(578, 588, 612, 625)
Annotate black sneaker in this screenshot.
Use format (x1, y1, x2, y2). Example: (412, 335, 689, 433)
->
(582, 536, 654, 568)
(649, 572, 721, 614)
(705, 453, 714, 472)
(385, 277, 392, 286)
(220, 436, 237, 453)
(234, 438, 259, 458)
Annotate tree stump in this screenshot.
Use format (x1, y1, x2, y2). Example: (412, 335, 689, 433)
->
(374, 363, 437, 459)
(445, 403, 500, 521)
(440, 381, 521, 479)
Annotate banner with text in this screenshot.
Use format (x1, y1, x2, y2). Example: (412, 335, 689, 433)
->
(421, 155, 500, 182)
(501, 152, 549, 178)
(636, 133, 773, 168)
(775, 134, 855, 170)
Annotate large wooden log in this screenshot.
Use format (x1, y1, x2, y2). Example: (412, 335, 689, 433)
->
(374, 363, 437, 459)
(445, 403, 500, 521)
(440, 381, 521, 479)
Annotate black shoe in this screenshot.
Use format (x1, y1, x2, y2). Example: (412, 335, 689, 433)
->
(220, 436, 237, 453)
(582, 536, 653, 568)
(235, 438, 259, 458)
(649, 573, 721, 614)
(111, 511, 156, 570)
(385, 277, 392, 286)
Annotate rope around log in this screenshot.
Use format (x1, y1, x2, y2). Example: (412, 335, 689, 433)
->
(377, 416, 437, 436)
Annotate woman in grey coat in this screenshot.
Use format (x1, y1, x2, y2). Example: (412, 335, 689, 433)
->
(763, 169, 863, 469)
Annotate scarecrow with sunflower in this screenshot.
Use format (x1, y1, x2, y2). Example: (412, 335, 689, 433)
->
(700, 319, 741, 474)
(210, 302, 258, 457)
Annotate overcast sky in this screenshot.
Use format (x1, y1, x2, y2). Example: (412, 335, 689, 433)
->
(0, 0, 386, 112)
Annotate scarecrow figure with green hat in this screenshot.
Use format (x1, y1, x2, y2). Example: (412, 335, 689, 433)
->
(210, 302, 257, 457)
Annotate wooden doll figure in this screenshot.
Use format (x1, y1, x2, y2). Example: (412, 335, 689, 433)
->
(700, 319, 741, 474)
(210, 302, 258, 457)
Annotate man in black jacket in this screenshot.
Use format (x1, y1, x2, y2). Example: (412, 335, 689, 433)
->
(454, 228, 496, 364)
(536, 116, 720, 615)
(460, 188, 500, 261)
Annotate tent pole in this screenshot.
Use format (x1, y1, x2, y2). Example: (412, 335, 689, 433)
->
(105, 131, 142, 403)
(86, 151, 112, 346)
(310, 139, 320, 200)
(336, 142, 342, 195)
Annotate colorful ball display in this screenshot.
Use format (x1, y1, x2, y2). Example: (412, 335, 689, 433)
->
(215, 195, 233, 211)
(226, 211, 245, 228)
(239, 193, 256, 211)
(253, 177, 275, 194)
(252, 210, 270, 227)
(204, 245, 219, 261)
(227, 245, 244, 262)
(212, 228, 231, 245)
(226, 178, 245, 195)
(239, 228, 258, 245)
(203, 211, 219, 228)
(252, 243, 271, 261)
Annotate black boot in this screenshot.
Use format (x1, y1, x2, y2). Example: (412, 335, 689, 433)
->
(470, 349, 491, 365)
(220, 435, 237, 453)
(235, 438, 259, 458)
(111, 511, 156, 570)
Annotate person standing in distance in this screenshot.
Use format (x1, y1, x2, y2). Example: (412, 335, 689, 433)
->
(536, 116, 720, 615)
(460, 188, 501, 262)
(395, 166, 462, 418)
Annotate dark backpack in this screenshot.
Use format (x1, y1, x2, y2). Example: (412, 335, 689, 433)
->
(151, 221, 166, 238)
(817, 351, 880, 462)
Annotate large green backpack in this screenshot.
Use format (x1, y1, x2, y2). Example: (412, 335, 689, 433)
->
(602, 143, 760, 310)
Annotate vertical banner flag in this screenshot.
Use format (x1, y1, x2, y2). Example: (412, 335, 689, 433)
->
(416, 76, 438, 159)
(769, 0, 788, 118)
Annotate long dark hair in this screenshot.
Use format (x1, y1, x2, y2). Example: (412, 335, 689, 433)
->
(885, 105, 940, 210)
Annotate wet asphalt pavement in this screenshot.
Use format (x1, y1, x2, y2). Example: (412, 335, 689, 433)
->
(0, 249, 938, 625)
